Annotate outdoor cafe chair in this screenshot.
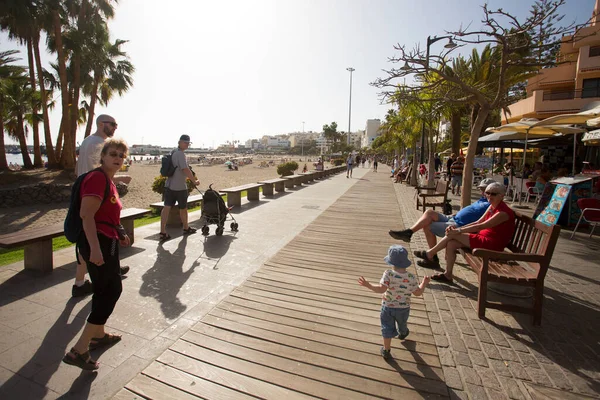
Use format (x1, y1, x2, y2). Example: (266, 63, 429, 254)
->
(525, 181, 541, 204)
(570, 198, 600, 239)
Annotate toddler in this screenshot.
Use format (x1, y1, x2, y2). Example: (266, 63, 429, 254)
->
(358, 244, 430, 359)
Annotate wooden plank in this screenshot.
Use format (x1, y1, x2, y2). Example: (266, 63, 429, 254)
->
(187, 325, 448, 396)
(126, 373, 200, 400)
(168, 340, 374, 399)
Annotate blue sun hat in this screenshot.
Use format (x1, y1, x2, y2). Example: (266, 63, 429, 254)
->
(384, 244, 412, 269)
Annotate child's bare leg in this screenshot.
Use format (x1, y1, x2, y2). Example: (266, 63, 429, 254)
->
(383, 337, 392, 350)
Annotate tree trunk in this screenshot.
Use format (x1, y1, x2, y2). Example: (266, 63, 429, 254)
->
(451, 110, 461, 157)
(427, 122, 436, 187)
(27, 37, 43, 168)
(17, 113, 33, 169)
(70, 54, 82, 161)
(52, 9, 74, 170)
(84, 76, 100, 138)
(33, 32, 56, 168)
(410, 141, 418, 186)
(0, 95, 8, 170)
(461, 107, 490, 208)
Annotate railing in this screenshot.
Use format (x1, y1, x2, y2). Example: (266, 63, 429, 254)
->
(542, 88, 600, 101)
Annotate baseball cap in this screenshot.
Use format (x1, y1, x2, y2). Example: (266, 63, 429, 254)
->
(383, 245, 412, 269)
(477, 178, 497, 189)
(179, 134, 191, 143)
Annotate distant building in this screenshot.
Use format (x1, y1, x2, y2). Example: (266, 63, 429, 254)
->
(506, 0, 600, 122)
(362, 119, 381, 148)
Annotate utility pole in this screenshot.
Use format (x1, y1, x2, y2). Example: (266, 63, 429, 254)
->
(346, 67, 355, 146)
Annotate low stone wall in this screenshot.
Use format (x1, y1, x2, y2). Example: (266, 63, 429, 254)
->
(0, 182, 129, 208)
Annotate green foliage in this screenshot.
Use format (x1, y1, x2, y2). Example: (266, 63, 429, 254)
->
(331, 158, 344, 166)
(277, 161, 299, 176)
(151, 176, 195, 194)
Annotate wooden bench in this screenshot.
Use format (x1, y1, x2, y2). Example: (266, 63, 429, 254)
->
(220, 183, 264, 208)
(0, 208, 150, 273)
(283, 174, 304, 189)
(415, 180, 449, 211)
(397, 165, 412, 184)
(258, 178, 287, 196)
(459, 211, 561, 325)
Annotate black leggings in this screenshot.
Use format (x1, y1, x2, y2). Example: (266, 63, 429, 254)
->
(79, 233, 123, 325)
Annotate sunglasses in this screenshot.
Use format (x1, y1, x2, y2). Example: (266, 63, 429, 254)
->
(108, 151, 127, 159)
(485, 192, 500, 196)
(102, 121, 118, 128)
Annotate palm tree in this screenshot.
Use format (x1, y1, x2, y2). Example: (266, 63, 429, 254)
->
(0, 50, 25, 170)
(3, 72, 35, 169)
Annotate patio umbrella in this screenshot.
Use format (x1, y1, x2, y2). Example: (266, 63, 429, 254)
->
(528, 102, 600, 126)
(486, 119, 585, 205)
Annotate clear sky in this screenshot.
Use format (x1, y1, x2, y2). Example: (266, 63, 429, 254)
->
(1, 0, 595, 148)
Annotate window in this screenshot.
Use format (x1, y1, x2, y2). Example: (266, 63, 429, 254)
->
(582, 78, 600, 98)
(590, 46, 600, 57)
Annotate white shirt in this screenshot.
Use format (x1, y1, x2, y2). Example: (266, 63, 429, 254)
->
(76, 134, 105, 177)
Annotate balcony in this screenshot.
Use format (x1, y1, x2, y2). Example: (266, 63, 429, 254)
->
(506, 88, 600, 123)
(542, 88, 600, 101)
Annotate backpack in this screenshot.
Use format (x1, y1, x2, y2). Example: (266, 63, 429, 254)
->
(443, 199, 453, 215)
(64, 168, 111, 243)
(160, 150, 177, 177)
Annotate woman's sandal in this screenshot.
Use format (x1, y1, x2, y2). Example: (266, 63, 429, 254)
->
(89, 333, 122, 350)
(431, 274, 453, 283)
(159, 232, 171, 242)
(62, 347, 99, 370)
(183, 227, 197, 235)
(414, 250, 432, 261)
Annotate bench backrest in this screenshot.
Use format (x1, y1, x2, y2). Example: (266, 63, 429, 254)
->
(435, 180, 449, 195)
(508, 211, 561, 280)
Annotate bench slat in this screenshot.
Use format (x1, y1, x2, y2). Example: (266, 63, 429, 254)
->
(220, 183, 264, 192)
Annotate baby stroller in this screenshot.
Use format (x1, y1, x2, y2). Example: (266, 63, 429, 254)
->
(200, 184, 239, 236)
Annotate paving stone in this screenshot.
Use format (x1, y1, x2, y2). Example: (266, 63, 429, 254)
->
(439, 347, 455, 367)
(454, 351, 473, 367)
(488, 328, 511, 348)
(449, 336, 468, 353)
(429, 312, 441, 323)
(464, 309, 479, 320)
(526, 366, 553, 387)
(458, 366, 482, 386)
(478, 366, 502, 390)
(448, 388, 469, 400)
(464, 335, 482, 351)
(507, 339, 529, 353)
(445, 321, 461, 337)
(435, 334, 450, 348)
(469, 349, 489, 367)
(489, 358, 513, 378)
(458, 297, 472, 309)
(497, 377, 526, 400)
(456, 319, 474, 335)
(431, 321, 445, 335)
(466, 383, 489, 400)
(470, 319, 486, 330)
(481, 342, 503, 360)
(528, 345, 553, 364)
(441, 311, 455, 322)
(486, 388, 509, 400)
(442, 366, 463, 390)
(516, 352, 541, 369)
(476, 329, 495, 344)
(453, 308, 468, 321)
(501, 348, 520, 362)
(541, 364, 572, 390)
(507, 362, 531, 381)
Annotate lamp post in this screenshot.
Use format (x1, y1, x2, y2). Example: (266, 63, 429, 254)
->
(346, 67, 355, 146)
(301, 121, 305, 158)
(425, 35, 457, 71)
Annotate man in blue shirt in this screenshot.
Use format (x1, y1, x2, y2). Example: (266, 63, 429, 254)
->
(389, 178, 496, 268)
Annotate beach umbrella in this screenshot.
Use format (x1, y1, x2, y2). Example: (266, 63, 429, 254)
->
(224, 161, 232, 166)
(486, 119, 585, 206)
(528, 102, 600, 126)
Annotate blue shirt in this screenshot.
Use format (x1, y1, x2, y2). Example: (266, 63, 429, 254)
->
(453, 197, 489, 227)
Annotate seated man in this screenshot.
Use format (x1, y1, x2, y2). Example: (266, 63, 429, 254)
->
(388, 178, 497, 268)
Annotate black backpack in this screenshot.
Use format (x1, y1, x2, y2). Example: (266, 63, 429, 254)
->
(64, 168, 111, 243)
(160, 150, 177, 177)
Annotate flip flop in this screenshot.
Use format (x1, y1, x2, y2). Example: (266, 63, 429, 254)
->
(89, 333, 122, 351)
(413, 250, 432, 261)
(183, 227, 197, 235)
(62, 348, 99, 370)
(159, 232, 171, 242)
(431, 274, 453, 283)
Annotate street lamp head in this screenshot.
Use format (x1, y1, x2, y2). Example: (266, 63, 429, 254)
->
(346, 67, 355, 72)
(444, 38, 457, 49)
(401, 61, 411, 71)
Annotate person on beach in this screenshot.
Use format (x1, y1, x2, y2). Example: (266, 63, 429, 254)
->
(388, 178, 496, 268)
(373, 157, 378, 172)
(62, 139, 131, 370)
(414, 182, 515, 283)
(346, 153, 354, 178)
(159, 134, 200, 241)
(358, 245, 430, 360)
(72, 114, 129, 298)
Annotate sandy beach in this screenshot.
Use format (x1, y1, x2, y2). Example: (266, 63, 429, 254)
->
(0, 156, 317, 235)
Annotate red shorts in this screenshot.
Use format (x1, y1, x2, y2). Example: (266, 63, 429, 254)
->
(468, 234, 506, 252)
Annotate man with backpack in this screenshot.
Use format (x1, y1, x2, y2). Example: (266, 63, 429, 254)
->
(72, 114, 129, 298)
(159, 134, 200, 241)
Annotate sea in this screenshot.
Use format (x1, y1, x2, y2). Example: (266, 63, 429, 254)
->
(5, 153, 156, 166)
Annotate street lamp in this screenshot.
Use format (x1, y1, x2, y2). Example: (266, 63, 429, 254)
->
(425, 35, 456, 71)
(301, 121, 305, 158)
(346, 67, 355, 146)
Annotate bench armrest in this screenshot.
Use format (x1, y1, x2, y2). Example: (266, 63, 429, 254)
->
(415, 185, 435, 191)
(472, 248, 545, 263)
(419, 193, 445, 197)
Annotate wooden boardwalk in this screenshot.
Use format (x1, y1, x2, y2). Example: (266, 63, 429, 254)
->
(117, 172, 448, 399)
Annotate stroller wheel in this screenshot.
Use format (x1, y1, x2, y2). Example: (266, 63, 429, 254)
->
(215, 227, 224, 236)
(230, 222, 239, 231)
(201, 226, 209, 236)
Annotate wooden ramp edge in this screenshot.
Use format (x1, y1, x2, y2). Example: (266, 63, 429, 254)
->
(121, 172, 448, 399)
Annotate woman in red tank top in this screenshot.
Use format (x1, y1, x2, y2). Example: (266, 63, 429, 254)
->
(414, 182, 515, 283)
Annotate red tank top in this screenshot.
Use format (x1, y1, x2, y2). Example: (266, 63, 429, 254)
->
(478, 201, 515, 248)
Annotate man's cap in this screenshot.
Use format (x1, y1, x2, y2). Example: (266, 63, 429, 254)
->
(179, 134, 191, 143)
(383, 244, 412, 269)
(477, 178, 497, 189)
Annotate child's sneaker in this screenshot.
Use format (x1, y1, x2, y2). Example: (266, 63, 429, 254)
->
(399, 329, 410, 340)
(380, 347, 391, 360)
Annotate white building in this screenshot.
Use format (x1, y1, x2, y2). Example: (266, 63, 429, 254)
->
(439, 119, 451, 140)
(348, 131, 363, 148)
(266, 137, 290, 148)
(362, 119, 381, 148)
